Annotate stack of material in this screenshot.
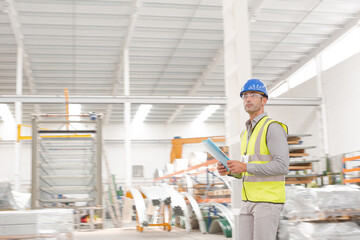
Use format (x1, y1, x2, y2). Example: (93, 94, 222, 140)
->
(193, 184, 207, 197)
(283, 185, 360, 220)
(286, 134, 319, 185)
(207, 189, 230, 197)
(316, 185, 360, 218)
(279, 221, 360, 240)
(283, 186, 319, 219)
(280, 185, 360, 239)
(0, 180, 18, 210)
(0, 209, 73, 238)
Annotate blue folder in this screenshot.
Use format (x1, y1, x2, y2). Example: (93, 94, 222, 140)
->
(203, 138, 230, 170)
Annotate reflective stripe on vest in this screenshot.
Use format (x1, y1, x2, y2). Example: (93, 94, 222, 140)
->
(240, 116, 288, 203)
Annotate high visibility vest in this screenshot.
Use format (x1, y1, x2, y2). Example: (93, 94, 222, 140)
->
(240, 116, 288, 203)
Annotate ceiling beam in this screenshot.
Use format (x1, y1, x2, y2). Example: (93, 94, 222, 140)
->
(278, 11, 360, 83)
(0, 95, 227, 105)
(249, 0, 266, 22)
(253, 20, 344, 29)
(4, 0, 40, 114)
(166, 47, 224, 124)
(0, 95, 321, 106)
(253, 0, 324, 69)
(150, 0, 203, 96)
(4, 0, 36, 94)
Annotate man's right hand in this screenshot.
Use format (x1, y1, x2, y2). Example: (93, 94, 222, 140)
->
(217, 163, 229, 176)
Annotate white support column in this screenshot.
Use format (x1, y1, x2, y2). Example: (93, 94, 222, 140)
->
(105, 0, 142, 124)
(123, 49, 132, 187)
(223, 0, 252, 158)
(316, 56, 329, 171)
(14, 46, 23, 192)
(223, 0, 252, 239)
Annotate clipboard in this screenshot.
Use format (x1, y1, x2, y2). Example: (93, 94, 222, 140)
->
(203, 138, 230, 170)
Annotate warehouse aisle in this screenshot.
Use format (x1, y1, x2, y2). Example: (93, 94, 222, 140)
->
(74, 227, 226, 240)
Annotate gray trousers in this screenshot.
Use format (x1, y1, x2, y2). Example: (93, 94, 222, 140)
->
(235, 201, 284, 240)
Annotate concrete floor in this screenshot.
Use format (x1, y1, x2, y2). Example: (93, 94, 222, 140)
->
(74, 227, 227, 240)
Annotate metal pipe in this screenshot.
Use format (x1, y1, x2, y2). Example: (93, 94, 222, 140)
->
(96, 116, 103, 209)
(64, 89, 70, 130)
(14, 46, 23, 192)
(124, 48, 132, 187)
(31, 116, 38, 209)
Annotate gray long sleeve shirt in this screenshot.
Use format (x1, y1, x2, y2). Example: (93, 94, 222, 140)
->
(245, 112, 289, 176)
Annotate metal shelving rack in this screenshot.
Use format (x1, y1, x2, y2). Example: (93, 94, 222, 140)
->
(342, 155, 360, 184)
(286, 134, 320, 185)
(31, 114, 103, 215)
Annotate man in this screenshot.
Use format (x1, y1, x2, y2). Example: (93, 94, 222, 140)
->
(217, 78, 289, 240)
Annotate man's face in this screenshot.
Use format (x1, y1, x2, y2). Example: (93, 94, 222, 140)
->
(242, 91, 266, 114)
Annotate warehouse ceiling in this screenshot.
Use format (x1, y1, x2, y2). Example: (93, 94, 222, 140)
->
(0, 0, 360, 123)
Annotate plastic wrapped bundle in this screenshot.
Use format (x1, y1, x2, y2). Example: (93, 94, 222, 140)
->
(287, 222, 360, 240)
(283, 186, 305, 218)
(316, 185, 360, 213)
(37, 209, 73, 234)
(278, 220, 295, 240)
(289, 187, 320, 219)
(0, 180, 18, 210)
(11, 191, 30, 209)
(284, 185, 360, 220)
(0, 209, 73, 236)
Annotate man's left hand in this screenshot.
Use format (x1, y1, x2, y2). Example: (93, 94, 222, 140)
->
(227, 160, 247, 174)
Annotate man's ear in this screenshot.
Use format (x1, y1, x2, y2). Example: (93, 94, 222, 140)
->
(262, 97, 267, 105)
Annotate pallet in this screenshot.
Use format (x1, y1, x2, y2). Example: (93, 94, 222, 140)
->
(285, 175, 317, 184)
(287, 136, 301, 143)
(207, 189, 230, 196)
(289, 153, 309, 157)
(194, 189, 206, 195)
(289, 165, 312, 170)
(285, 179, 313, 184)
(291, 209, 360, 222)
(0, 233, 73, 239)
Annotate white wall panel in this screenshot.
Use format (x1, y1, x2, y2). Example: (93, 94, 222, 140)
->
(323, 52, 360, 156)
(267, 51, 360, 172)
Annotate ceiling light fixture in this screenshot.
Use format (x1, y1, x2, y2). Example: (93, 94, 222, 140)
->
(321, 26, 360, 71)
(269, 82, 288, 98)
(0, 104, 15, 124)
(132, 104, 152, 125)
(193, 105, 220, 125)
(288, 59, 316, 89)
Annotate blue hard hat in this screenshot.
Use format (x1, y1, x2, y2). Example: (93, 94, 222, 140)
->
(240, 78, 268, 98)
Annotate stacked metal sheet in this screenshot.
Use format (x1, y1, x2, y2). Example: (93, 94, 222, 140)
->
(283, 185, 360, 219)
(283, 186, 320, 219)
(279, 221, 360, 240)
(280, 185, 360, 239)
(0, 209, 73, 237)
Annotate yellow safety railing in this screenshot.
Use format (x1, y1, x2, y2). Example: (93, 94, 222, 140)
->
(17, 124, 91, 142)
